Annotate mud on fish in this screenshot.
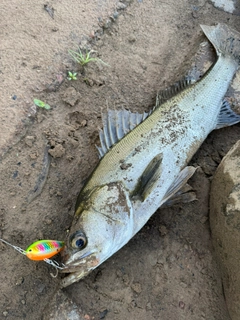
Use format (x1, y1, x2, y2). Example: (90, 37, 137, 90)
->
(60, 23, 240, 287)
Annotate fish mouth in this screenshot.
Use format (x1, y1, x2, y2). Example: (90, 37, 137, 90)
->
(59, 250, 100, 287)
(60, 251, 94, 273)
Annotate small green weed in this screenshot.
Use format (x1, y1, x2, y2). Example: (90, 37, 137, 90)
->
(34, 99, 51, 110)
(67, 71, 77, 80)
(69, 48, 107, 67)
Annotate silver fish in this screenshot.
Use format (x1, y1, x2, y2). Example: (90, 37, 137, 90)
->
(60, 23, 240, 287)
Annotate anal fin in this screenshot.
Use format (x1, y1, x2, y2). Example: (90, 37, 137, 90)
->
(161, 166, 197, 206)
(216, 99, 240, 129)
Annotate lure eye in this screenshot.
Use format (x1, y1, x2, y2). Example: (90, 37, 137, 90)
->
(70, 231, 87, 250)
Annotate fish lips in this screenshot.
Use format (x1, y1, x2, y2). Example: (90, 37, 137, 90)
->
(60, 250, 99, 274)
(59, 250, 100, 287)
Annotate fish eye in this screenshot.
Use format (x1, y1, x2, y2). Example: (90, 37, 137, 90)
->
(70, 231, 87, 250)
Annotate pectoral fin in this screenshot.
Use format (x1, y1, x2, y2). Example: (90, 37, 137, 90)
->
(132, 154, 163, 201)
(161, 166, 197, 206)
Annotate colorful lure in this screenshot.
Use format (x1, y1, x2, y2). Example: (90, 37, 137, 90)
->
(0, 238, 65, 269)
(25, 240, 65, 261)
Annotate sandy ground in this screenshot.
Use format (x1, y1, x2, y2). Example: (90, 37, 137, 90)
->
(1, 0, 240, 319)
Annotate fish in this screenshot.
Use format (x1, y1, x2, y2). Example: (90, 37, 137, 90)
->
(60, 23, 240, 287)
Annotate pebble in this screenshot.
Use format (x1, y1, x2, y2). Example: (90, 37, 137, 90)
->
(35, 281, 46, 294)
(15, 277, 24, 286)
(159, 225, 168, 236)
(99, 309, 108, 319)
(117, 2, 127, 10)
(3, 311, 8, 317)
(66, 155, 75, 161)
(29, 152, 38, 160)
(44, 218, 52, 225)
(128, 35, 136, 43)
(180, 281, 188, 288)
(116, 269, 123, 277)
(123, 274, 130, 285)
(167, 253, 176, 263)
(113, 11, 119, 19)
(25, 135, 35, 147)
(103, 19, 111, 29)
(81, 119, 87, 127)
(148, 255, 158, 267)
(48, 144, 65, 158)
(131, 282, 142, 293)
(146, 302, 152, 310)
(61, 87, 79, 107)
(12, 170, 18, 179)
(179, 301, 185, 309)
(157, 257, 165, 265)
(68, 138, 79, 149)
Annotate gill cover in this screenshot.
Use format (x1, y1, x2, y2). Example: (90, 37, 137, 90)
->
(61, 182, 134, 280)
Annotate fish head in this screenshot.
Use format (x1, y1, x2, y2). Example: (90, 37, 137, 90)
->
(60, 182, 133, 287)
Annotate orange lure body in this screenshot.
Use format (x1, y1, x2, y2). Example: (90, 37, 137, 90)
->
(25, 240, 65, 261)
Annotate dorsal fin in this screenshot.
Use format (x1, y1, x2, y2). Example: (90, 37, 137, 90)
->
(96, 109, 150, 158)
(156, 78, 195, 107)
(96, 78, 195, 158)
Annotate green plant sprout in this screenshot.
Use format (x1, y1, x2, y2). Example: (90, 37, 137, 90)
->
(67, 71, 77, 80)
(34, 99, 51, 110)
(69, 47, 108, 67)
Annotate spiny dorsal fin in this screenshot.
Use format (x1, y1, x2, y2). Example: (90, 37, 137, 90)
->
(96, 109, 150, 158)
(156, 78, 195, 107)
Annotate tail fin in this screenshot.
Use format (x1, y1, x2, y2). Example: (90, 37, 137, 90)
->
(200, 23, 240, 66)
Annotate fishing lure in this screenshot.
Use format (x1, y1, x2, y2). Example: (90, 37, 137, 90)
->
(0, 238, 65, 270)
(25, 240, 65, 261)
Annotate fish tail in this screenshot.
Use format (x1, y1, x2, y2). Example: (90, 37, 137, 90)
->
(200, 23, 240, 66)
